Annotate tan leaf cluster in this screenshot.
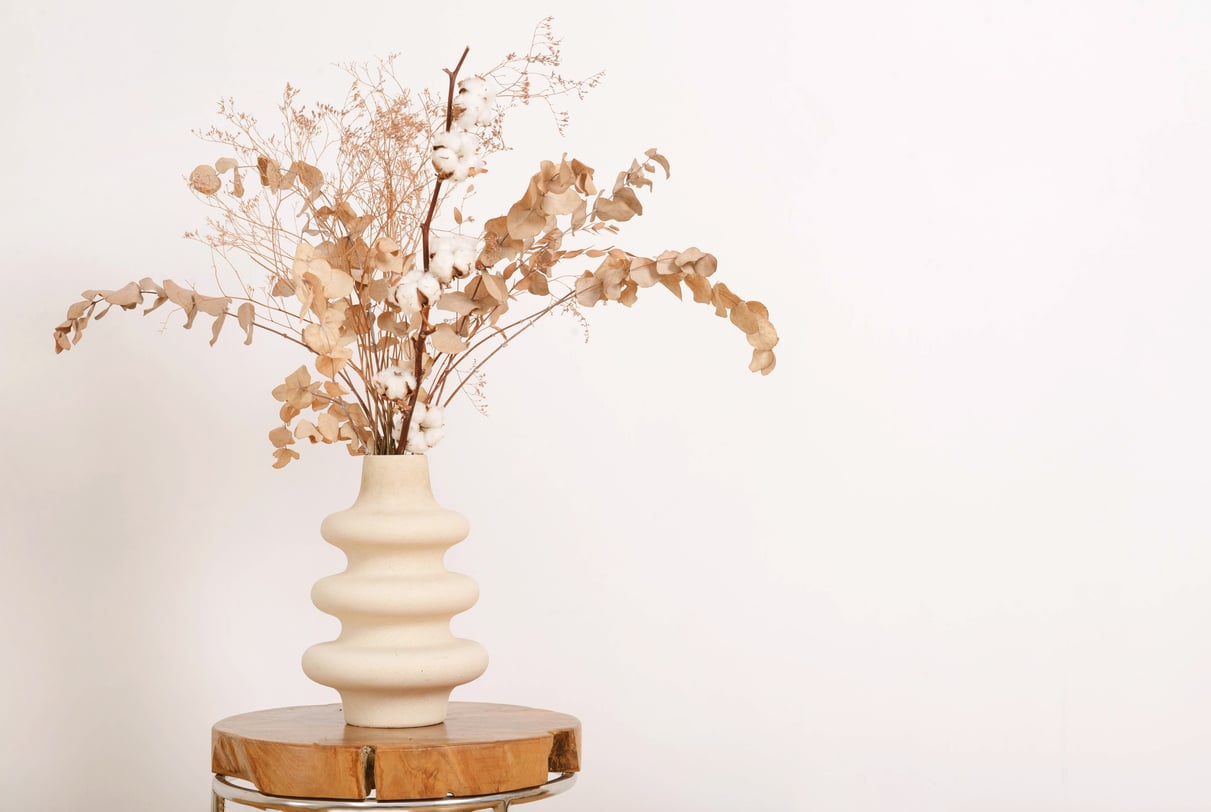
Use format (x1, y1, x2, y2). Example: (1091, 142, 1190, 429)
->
(366, 237, 411, 278)
(593, 187, 642, 222)
(478, 216, 524, 268)
(592, 149, 669, 222)
(498, 156, 596, 247)
(269, 365, 369, 467)
(572, 245, 777, 374)
(53, 277, 242, 353)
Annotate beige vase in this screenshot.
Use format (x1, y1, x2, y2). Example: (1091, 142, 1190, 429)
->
(301, 455, 488, 727)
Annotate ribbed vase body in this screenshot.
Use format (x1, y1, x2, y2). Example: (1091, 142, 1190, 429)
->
(301, 455, 488, 727)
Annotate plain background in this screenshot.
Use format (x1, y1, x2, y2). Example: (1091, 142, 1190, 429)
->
(4, 1, 1211, 810)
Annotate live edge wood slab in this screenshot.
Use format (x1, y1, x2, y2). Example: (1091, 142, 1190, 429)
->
(212, 702, 581, 801)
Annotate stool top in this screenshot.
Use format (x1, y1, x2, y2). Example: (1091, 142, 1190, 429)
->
(212, 702, 581, 801)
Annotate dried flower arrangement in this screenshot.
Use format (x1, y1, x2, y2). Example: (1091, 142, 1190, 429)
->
(53, 20, 778, 467)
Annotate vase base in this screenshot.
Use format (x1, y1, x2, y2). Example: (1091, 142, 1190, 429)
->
(303, 637, 489, 727)
(339, 690, 452, 728)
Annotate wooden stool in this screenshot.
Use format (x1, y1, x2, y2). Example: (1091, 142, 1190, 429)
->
(211, 702, 581, 810)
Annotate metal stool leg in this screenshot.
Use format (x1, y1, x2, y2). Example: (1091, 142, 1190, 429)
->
(213, 772, 574, 810)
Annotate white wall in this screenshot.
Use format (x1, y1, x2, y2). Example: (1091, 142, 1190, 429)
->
(3, 1, 1210, 810)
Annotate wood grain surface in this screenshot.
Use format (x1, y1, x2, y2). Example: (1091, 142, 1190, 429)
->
(212, 702, 581, 801)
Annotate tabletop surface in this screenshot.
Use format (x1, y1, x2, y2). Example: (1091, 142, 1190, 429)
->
(212, 702, 581, 801)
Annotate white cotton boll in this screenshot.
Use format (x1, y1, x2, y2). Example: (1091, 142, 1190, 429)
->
(432, 131, 480, 182)
(430, 236, 475, 280)
(391, 411, 411, 444)
(393, 367, 417, 398)
(423, 425, 447, 448)
(431, 147, 459, 177)
(457, 131, 479, 156)
(420, 404, 444, 430)
(454, 153, 481, 182)
(391, 280, 421, 316)
(453, 88, 484, 124)
(416, 271, 441, 302)
(391, 409, 433, 452)
(429, 249, 456, 283)
(382, 377, 404, 401)
(369, 367, 386, 397)
(392, 270, 440, 315)
(458, 77, 487, 96)
(371, 370, 390, 398)
(411, 400, 428, 425)
(431, 132, 463, 177)
(405, 424, 429, 454)
(479, 79, 498, 103)
(374, 365, 416, 402)
(472, 93, 496, 127)
(455, 77, 496, 128)
(454, 101, 483, 130)
(433, 131, 461, 151)
(429, 237, 457, 282)
(386, 282, 404, 308)
(451, 237, 478, 275)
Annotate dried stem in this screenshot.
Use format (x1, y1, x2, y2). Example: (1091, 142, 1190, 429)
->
(396, 45, 470, 455)
(440, 289, 579, 407)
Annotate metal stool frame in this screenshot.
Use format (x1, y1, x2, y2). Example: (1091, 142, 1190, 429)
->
(212, 772, 577, 811)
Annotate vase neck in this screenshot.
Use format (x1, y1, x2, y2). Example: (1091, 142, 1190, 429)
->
(355, 455, 436, 509)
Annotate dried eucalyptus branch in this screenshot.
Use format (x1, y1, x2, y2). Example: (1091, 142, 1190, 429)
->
(53, 18, 778, 467)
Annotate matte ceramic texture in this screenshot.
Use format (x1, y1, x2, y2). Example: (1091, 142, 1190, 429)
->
(302, 455, 488, 727)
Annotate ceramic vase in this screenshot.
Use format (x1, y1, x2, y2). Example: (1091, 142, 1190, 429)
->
(302, 455, 488, 727)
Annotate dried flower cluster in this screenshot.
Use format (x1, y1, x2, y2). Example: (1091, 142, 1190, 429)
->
(53, 20, 778, 467)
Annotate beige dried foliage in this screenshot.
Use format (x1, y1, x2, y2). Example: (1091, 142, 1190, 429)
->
(272, 447, 300, 468)
(269, 426, 294, 448)
(478, 216, 524, 268)
(683, 272, 712, 304)
(53, 19, 778, 465)
(189, 165, 221, 196)
(524, 271, 550, 296)
(436, 291, 476, 316)
(272, 366, 315, 409)
(256, 155, 283, 191)
(237, 302, 255, 345)
(430, 323, 468, 354)
(507, 181, 549, 240)
(292, 160, 323, 195)
(593, 187, 643, 222)
(104, 282, 142, 308)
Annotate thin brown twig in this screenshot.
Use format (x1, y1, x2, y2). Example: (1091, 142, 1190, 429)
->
(440, 288, 583, 407)
(395, 45, 470, 455)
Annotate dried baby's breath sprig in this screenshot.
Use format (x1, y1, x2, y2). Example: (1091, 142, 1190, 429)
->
(53, 20, 778, 467)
